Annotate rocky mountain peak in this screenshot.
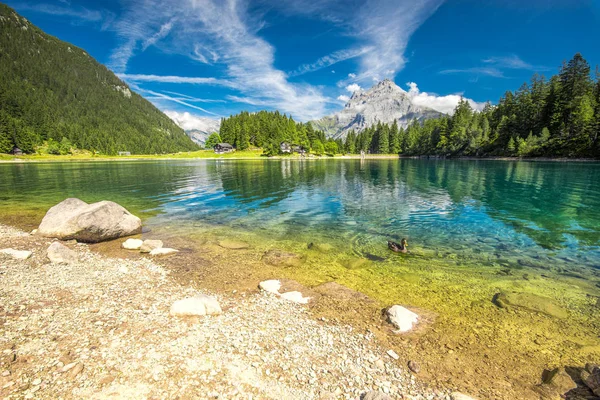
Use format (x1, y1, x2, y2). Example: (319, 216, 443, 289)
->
(312, 79, 443, 140)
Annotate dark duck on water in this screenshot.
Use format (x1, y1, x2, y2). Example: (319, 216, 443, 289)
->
(388, 238, 408, 253)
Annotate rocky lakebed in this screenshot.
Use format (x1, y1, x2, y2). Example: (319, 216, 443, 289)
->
(1, 198, 599, 400)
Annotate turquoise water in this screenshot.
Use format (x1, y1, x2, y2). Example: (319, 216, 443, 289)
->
(1, 159, 599, 271)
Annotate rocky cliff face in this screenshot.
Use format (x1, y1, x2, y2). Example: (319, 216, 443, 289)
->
(184, 120, 221, 146)
(312, 79, 443, 139)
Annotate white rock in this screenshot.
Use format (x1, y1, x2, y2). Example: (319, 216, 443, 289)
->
(170, 295, 222, 317)
(30, 229, 38, 235)
(47, 242, 78, 264)
(149, 248, 178, 256)
(0, 248, 32, 260)
(140, 239, 163, 253)
(259, 280, 281, 295)
(280, 291, 310, 304)
(37, 198, 141, 243)
(451, 392, 478, 400)
(122, 238, 143, 250)
(386, 305, 419, 333)
(386, 349, 399, 360)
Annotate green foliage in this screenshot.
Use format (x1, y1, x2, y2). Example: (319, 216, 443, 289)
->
(219, 110, 325, 155)
(204, 132, 221, 149)
(46, 138, 60, 155)
(0, 4, 198, 155)
(312, 140, 324, 155)
(324, 140, 338, 155)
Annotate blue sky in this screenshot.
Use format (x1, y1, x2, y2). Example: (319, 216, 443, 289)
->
(6, 0, 600, 129)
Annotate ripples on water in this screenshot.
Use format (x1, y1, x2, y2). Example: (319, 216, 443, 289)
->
(1, 159, 599, 270)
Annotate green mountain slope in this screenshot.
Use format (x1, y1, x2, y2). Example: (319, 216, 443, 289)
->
(0, 4, 198, 155)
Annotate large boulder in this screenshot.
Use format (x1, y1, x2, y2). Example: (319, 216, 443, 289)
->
(47, 242, 78, 264)
(37, 198, 142, 243)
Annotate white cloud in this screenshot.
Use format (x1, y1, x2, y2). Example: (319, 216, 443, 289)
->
(406, 82, 487, 115)
(439, 67, 505, 78)
(348, 73, 356, 79)
(482, 54, 550, 72)
(140, 89, 221, 116)
(337, 95, 350, 102)
(288, 47, 373, 77)
(164, 110, 220, 131)
(117, 73, 228, 85)
(141, 19, 174, 50)
(346, 83, 361, 93)
(12, 3, 105, 21)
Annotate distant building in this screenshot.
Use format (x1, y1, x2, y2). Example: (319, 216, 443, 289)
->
(10, 146, 23, 156)
(214, 143, 234, 154)
(280, 142, 292, 153)
(291, 145, 306, 154)
(118, 151, 131, 156)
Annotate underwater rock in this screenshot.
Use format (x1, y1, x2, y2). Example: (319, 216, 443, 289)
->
(582, 366, 600, 396)
(262, 249, 304, 268)
(313, 282, 374, 303)
(492, 292, 568, 319)
(140, 239, 163, 253)
(307, 242, 334, 253)
(343, 257, 370, 270)
(149, 248, 178, 256)
(122, 238, 143, 250)
(538, 367, 577, 397)
(218, 240, 250, 250)
(386, 305, 419, 332)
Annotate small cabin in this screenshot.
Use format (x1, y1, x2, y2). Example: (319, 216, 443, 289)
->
(214, 143, 234, 154)
(280, 142, 292, 153)
(118, 151, 131, 156)
(291, 145, 306, 154)
(10, 146, 23, 156)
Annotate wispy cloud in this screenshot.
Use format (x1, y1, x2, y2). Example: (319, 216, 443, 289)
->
(11, 2, 106, 22)
(288, 46, 373, 77)
(117, 73, 229, 86)
(439, 67, 506, 78)
(139, 89, 221, 116)
(406, 82, 487, 114)
(482, 54, 549, 71)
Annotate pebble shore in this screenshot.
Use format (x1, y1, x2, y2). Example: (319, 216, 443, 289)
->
(0, 224, 457, 400)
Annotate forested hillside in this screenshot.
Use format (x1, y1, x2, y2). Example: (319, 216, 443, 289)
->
(219, 111, 327, 155)
(0, 4, 198, 155)
(340, 53, 600, 157)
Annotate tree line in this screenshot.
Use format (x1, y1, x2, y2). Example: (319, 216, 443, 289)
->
(340, 53, 599, 157)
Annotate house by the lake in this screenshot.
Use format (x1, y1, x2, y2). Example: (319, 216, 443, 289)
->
(10, 146, 23, 156)
(118, 151, 131, 156)
(214, 143, 234, 154)
(280, 142, 292, 153)
(291, 145, 306, 154)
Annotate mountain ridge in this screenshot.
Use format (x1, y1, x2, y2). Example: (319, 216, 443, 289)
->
(311, 79, 444, 140)
(0, 4, 198, 155)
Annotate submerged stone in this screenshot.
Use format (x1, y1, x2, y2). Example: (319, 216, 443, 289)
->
(492, 292, 569, 319)
(262, 249, 304, 267)
(218, 240, 250, 250)
(122, 238, 143, 250)
(307, 242, 334, 253)
(343, 257, 370, 270)
(140, 239, 163, 253)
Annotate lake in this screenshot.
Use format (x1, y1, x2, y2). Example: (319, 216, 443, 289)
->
(1, 158, 599, 272)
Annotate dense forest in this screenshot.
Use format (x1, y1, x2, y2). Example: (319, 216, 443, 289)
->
(340, 53, 600, 158)
(0, 4, 197, 155)
(219, 110, 329, 155)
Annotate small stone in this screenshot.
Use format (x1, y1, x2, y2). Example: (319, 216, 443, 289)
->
(140, 239, 163, 253)
(122, 238, 143, 250)
(386, 305, 419, 332)
(259, 280, 281, 295)
(374, 359, 385, 370)
(149, 248, 178, 256)
(68, 363, 84, 379)
(386, 350, 399, 360)
(30, 229, 38, 235)
(451, 392, 478, 400)
(170, 295, 222, 317)
(218, 240, 249, 250)
(61, 362, 78, 373)
(280, 291, 311, 304)
(1, 370, 9, 376)
(47, 242, 78, 264)
(0, 248, 32, 260)
(362, 391, 392, 400)
(408, 360, 420, 374)
(32, 378, 41, 385)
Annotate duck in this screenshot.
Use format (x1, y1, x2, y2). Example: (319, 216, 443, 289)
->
(388, 238, 408, 253)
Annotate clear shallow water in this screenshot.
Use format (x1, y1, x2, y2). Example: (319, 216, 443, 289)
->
(1, 159, 599, 271)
